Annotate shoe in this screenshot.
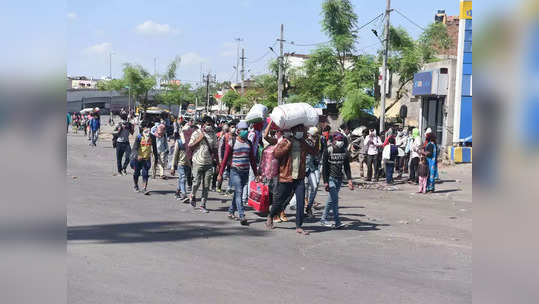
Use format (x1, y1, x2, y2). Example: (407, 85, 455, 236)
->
(313, 202, 323, 210)
(239, 216, 248, 226)
(190, 197, 196, 208)
(273, 215, 282, 223)
(334, 223, 346, 229)
(122, 170, 128, 176)
(320, 220, 334, 228)
(227, 213, 237, 220)
(199, 205, 209, 213)
(280, 211, 289, 222)
(217, 188, 222, 193)
(134, 186, 140, 192)
(174, 190, 181, 199)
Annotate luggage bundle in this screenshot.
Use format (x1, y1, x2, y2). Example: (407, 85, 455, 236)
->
(269, 103, 319, 130)
(245, 104, 268, 123)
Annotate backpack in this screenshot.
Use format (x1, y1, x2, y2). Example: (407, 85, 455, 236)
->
(259, 145, 279, 179)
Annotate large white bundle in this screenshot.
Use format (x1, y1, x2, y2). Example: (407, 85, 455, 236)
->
(270, 103, 319, 129)
(245, 103, 268, 123)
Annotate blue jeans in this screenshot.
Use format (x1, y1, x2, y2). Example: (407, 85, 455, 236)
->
(306, 169, 320, 209)
(229, 168, 249, 217)
(321, 177, 342, 226)
(176, 165, 187, 195)
(385, 162, 394, 183)
(133, 159, 151, 185)
(271, 178, 306, 228)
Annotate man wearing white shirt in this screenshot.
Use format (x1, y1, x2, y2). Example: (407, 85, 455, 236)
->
(364, 129, 382, 181)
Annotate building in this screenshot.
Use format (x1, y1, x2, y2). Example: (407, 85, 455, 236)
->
(67, 76, 102, 89)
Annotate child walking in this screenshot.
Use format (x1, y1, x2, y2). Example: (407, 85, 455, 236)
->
(417, 155, 430, 193)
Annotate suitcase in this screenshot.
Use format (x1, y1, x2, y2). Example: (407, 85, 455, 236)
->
(247, 181, 270, 213)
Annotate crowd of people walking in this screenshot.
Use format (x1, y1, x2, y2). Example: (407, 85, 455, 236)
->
(68, 108, 440, 234)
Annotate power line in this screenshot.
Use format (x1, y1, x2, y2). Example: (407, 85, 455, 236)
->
(358, 12, 384, 31)
(286, 40, 330, 47)
(394, 8, 425, 31)
(284, 13, 383, 49)
(248, 41, 278, 64)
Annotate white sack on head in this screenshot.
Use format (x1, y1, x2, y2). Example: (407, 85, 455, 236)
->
(269, 102, 319, 129)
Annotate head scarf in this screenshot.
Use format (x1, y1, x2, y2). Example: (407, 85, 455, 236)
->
(412, 128, 419, 139)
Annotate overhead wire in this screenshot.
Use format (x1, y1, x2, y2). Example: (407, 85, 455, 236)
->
(394, 8, 426, 31)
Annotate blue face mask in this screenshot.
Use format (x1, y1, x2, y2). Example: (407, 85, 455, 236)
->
(239, 130, 248, 139)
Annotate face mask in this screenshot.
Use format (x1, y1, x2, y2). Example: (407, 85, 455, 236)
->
(335, 141, 344, 148)
(239, 130, 249, 139)
(230, 128, 236, 134)
(294, 132, 303, 139)
(142, 129, 150, 137)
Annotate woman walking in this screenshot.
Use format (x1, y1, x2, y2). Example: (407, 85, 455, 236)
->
(424, 134, 438, 192)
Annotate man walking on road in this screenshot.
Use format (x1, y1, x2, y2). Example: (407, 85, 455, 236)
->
(171, 122, 190, 202)
(89, 112, 100, 146)
(130, 127, 158, 193)
(113, 114, 134, 175)
(320, 133, 354, 228)
(266, 124, 317, 235)
(217, 121, 257, 226)
(188, 116, 218, 213)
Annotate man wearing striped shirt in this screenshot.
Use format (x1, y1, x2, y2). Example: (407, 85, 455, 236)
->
(217, 121, 257, 226)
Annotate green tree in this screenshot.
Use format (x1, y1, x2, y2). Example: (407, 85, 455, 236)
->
(383, 23, 452, 112)
(98, 63, 156, 116)
(321, 0, 358, 74)
(341, 89, 375, 122)
(221, 90, 239, 114)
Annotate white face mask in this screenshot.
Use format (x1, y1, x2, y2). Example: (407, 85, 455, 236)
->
(230, 128, 236, 134)
(335, 141, 344, 148)
(294, 132, 303, 139)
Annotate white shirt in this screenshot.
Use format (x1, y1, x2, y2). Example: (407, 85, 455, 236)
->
(365, 135, 381, 155)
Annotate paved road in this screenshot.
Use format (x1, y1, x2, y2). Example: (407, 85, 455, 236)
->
(67, 131, 471, 304)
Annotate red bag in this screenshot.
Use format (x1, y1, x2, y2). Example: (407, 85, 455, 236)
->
(247, 181, 270, 213)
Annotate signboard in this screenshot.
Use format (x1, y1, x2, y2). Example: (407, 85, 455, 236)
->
(460, 1, 472, 19)
(412, 71, 433, 96)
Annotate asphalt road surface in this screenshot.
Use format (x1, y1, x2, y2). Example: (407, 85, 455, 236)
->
(67, 130, 471, 304)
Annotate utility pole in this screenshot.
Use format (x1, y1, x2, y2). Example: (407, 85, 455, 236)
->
(234, 38, 243, 83)
(240, 48, 246, 95)
(380, 0, 391, 133)
(203, 73, 216, 113)
(277, 24, 284, 105)
(109, 52, 113, 114)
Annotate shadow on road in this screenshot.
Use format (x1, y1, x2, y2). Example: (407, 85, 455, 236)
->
(68, 221, 268, 244)
(433, 189, 461, 194)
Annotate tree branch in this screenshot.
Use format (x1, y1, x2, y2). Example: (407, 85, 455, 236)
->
(384, 77, 413, 112)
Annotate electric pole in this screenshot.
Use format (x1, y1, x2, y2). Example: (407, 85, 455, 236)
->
(241, 48, 246, 95)
(380, 0, 391, 133)
(109, 52, 113, 114)
(277, 24, 284, 105)
(203, 73, 216, 113)
(234, 38, 243, 83)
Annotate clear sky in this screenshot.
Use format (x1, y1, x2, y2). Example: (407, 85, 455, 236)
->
(66, 0, 466, 85)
